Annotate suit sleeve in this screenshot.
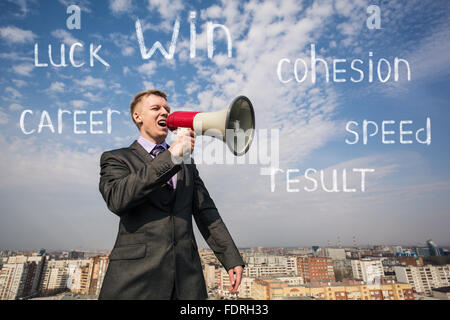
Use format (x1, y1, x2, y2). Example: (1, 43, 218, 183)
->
(99, 150, 181, 216)
(191, 164, 245, 271)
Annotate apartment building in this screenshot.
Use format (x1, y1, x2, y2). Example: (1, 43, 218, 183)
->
(325, 248, 347, 260)
(88, 256, 109, 296)
(394, 264, 450, 296)
(40, 259, 90, 295)
(0, 255, 46, 300)
(297, 257, 335, 283)
(217, 271, 303, 299)
(0, 263, 28, 300)
(252, 278, 414, 300)
(351, 259, 384, 284)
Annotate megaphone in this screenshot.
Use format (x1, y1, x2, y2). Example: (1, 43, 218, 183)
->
(167, 96, 255, 156)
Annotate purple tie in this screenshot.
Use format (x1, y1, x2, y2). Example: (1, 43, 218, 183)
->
(150, 145, 174, 189)
(150, 145, 166, 157)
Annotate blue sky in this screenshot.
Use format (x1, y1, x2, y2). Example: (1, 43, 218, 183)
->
(0, 0, 449, 251)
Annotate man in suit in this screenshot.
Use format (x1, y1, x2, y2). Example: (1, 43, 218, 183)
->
(98, 89, 245, 300)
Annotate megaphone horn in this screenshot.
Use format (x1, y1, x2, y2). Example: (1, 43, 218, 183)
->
(167, 96, 255, 156)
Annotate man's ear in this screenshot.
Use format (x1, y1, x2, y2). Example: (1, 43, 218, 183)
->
(133, 112, 142, 125)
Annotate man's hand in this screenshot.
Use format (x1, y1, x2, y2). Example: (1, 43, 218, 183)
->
(168, 128, 195, 157)
(228, 265, 243, 294)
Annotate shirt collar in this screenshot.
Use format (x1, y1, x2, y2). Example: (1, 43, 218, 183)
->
(137, 136, 168, 154)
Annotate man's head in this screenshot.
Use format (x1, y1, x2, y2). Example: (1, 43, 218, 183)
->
(130, 89, 170, 144)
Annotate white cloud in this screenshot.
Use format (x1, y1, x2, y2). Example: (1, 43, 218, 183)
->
(48, 81, 65, 93)
(147, 0, 184, 20)
(0, 110, 9, 125)
(57, 0, 92, 13)
(51, 29, 82, 46)
(400, 19, 450, 81)
(140, 0, 185, 33)
(12, 63, 34, 77)
(122, 46, 135, 56)
(12, 79, 28, 88)
(70, 100, 89, 108)
(0, 52, 34, 62)
(200, 5, 223, 19)
(137, 61, 157, 76)
(142, 80, 155, 90)
(185, 82, 200, 95)
(108, 32, 137, 57)
(165, 80, 175, 88)
(109, 0, 132, 15)
(0, 26, 36, 44)
(4, 87, 22, 102)
(74, 76, 106, 89)
(9, 103, 24, 111)
(334, 0, 363, 17)
(83, 92, 102, 102)
(7, 0, 33, 18)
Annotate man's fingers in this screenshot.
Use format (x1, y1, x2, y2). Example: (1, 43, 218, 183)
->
(182, 136, 195, 145)
(228, 269, 236, 291)
(227, 267, 243, 293)
(228, 269, 235, 284)
(234, 268, 242, 290)
(180, 128, 195, 137)
(177, 128, 190, 137)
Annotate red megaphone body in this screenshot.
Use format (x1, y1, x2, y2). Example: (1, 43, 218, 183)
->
(166, 96, 255, 156)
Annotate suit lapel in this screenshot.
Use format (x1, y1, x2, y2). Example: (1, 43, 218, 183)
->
(129, 140, 155, 164)
(129, 140, 186, 203)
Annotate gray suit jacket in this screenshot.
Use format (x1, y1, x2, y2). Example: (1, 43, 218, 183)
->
(98, 140, 244, 300)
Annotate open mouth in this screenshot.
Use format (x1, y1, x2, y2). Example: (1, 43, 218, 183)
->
(157, 119, 167, 128)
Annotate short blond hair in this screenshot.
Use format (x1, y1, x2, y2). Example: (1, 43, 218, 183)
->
(130, 89, 168, 128)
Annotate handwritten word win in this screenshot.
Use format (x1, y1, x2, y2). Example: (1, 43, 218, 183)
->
(136, 11, 232, 60)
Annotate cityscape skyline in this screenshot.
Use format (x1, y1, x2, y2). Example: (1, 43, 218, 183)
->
(1, 239, 449, 253)
(1, 1, 449, 254)
(1, 243, 449, 300)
